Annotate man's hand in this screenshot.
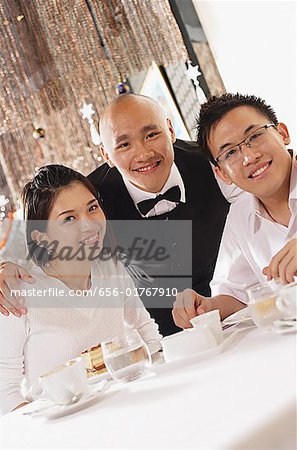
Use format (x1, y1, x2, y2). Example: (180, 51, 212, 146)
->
(172, 289, 212, 329)
(0, 262, 35, 317)
(262, 239, 297, 284)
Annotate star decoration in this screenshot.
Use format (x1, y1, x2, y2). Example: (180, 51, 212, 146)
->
(80, 102, 95, 121)
(80, 102, 101, 145)
(185, 61, 201, 83)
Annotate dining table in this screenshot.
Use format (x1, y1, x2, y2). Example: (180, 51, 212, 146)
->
(0, 324, 296, 450)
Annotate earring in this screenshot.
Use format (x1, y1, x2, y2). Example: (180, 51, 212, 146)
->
(39, 246, 55, 267)
(45, 248, 55, 266)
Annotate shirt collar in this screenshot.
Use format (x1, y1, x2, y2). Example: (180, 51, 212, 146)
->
(249, 152, 297, 231)
(288, 153, 297, 205)
(123, 163, 186, 206)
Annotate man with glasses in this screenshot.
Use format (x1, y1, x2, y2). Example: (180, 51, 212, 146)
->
(173, 93, 296, 328)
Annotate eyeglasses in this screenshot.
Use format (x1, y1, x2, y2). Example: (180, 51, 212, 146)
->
(215, 124, 277, 167)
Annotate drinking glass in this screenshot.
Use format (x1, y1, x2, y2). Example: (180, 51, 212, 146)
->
(247, 281, 285, 330)
(101, 328, 152, 382)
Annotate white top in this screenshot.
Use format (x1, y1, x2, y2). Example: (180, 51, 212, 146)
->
(0, 258, 161, 415)
(211, 161, 297, 303)
(124, 163, 186, 217)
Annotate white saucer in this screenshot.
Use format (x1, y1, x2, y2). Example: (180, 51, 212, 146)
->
(23, 380, 111, 420)
(152, 345, 221, 375)
(222, 307, 254, 326)
(152, 328, 254, 376)
(274, 319, 297, 334)
(42, 390, 102, 420)
(87, 370, 112, 385)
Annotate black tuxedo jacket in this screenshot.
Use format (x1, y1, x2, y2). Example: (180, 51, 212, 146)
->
(88, 140, 229, 336)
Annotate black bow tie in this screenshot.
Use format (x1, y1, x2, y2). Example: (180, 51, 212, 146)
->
(137, 185, 181, 216)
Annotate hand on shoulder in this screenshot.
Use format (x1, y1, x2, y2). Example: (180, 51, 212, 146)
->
(0, 262, 34, 317)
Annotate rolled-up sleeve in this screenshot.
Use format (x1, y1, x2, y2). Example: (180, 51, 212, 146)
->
(0, 315, 27, 415)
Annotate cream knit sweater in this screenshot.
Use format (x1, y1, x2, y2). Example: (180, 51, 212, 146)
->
(0, 258, 161, 414)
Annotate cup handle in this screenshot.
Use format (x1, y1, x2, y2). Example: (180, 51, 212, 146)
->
(276, 295, 290, 314)
(28, 382, 45, 401)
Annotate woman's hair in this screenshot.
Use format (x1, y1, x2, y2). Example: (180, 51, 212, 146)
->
(22, 164, 115, 266)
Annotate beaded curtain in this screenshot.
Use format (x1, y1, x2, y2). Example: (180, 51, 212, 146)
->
(0, 0, 187, 206)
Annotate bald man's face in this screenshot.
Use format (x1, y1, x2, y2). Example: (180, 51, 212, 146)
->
(100, 99, 175, 193)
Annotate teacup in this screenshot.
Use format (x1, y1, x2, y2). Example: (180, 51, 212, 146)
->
(190, 310, 223, 344)
(29, 357, 89, 405)
(161, 326, 217, 363)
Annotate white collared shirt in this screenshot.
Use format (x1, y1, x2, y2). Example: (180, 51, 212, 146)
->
(211, 159, 297, 303)
(124, 163, 186, 218)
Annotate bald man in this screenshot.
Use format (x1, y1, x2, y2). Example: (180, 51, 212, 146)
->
(88, 94, 230, 335)
(0, 94, 234, 336)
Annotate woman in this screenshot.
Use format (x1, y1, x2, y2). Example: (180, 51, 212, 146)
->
(0, 165, 161, 414)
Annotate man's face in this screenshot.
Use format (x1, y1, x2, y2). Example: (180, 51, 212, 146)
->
(208, 106, 292, 200)
(100, 98, 175, 193)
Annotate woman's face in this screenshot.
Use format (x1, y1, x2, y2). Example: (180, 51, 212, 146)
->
(44, 182, 106, 261)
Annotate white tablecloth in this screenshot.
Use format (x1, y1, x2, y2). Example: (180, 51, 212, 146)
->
(1, 327, 296, 449)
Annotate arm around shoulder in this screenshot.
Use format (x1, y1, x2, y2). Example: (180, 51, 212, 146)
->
(0, 314, 28, 415)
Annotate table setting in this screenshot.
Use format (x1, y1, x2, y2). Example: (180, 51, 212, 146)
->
(1, 280, 296, 449)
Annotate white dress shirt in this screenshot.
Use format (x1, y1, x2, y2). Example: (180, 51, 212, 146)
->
(124, 163, 186, 218)
(211, 160, 297, 303)
(0, 258, 161, 415)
